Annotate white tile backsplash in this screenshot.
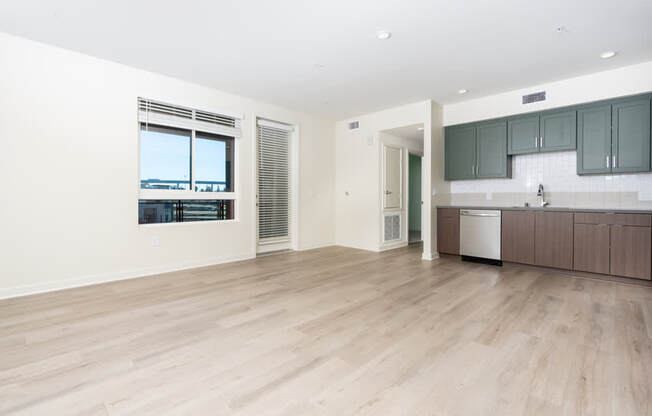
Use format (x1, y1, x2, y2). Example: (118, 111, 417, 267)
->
(450, 151, 652, 197)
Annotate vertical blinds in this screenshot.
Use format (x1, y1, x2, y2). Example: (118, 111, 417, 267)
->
(257, 120, 291, 241)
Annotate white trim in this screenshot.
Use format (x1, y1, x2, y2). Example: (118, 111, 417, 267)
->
(379, 241, 408, 252)
(251, 113, 259, 256)
(0, 253, 255, 300)
(297, 242, 335, 251)
(139, 189, 237, 200)
(257, 118, 295, 131)
(422, 251, 440, 261)
(137, 218, 239, 228)
(290, 124, 300, 251)
(257, 241, 292, 254)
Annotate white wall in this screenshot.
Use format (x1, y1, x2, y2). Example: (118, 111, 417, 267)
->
(425, 101, 447, 259)
(335, 101, 431, 252)
(444, 61, 652, 126)
(0, 32, 335, 298)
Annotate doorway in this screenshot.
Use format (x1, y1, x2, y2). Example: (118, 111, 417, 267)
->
(256, 118, 294, 254)
(408, 153, 422, 243)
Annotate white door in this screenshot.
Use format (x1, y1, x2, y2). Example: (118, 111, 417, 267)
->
(383, 145, 401, 209)
(257, 119, 292, 253)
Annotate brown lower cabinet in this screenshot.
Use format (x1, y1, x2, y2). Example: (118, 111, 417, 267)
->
(441, 207, 652, 280)
(535, 212, 574, 270)
(573, 213, 652, 280)
(437, 208, 459, 255)
(501, 210, 573, 269)
(609, 225, 651, 279)
(501, 211, 535, 264)
(573, 223, 611, 274)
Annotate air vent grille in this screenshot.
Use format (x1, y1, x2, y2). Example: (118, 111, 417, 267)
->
(348, 121, 360, 130)
(522, 91, 546, 104)
(384, 214, 401, 242)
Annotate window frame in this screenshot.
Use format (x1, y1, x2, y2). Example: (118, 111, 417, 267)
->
(193, 130, 235, 194)
(138, 113, 239, 224)
(139, 123, 193, 192)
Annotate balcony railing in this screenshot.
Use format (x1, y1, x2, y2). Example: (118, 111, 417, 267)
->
(141, 179, 227, 192)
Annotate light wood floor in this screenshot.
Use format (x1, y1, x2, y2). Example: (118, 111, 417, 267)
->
(1, 245, 651, 415)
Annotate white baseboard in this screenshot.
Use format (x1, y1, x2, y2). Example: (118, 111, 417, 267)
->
(379, 241, 408, 252)
(422, 251, 440, 261)
(0, 253, 255, 300)
(297, 242, 335, 251)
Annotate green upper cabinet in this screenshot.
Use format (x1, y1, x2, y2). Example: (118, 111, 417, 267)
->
(539, 109, 577, 152)
(444, 92, 651, 181)
(611, 98, 650, 173)
(508, 115, 539, 155)
(577, 104, 612, 174)
(444, 125, 476, 180)
(577, 96, 651, 175)
(444, 121, 511, 180)
(508, 109, 576, 155)
(476, 120, 510, 178)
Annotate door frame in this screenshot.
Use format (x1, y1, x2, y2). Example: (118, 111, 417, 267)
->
(251, 114, 300, 255)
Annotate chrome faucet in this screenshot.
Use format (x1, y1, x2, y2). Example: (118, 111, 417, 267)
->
(537, 184, 549, 207)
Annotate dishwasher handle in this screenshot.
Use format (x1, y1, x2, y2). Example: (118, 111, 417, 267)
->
(460, 210, 501, 217)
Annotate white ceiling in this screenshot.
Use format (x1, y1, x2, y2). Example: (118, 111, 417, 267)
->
(1, 0, 651, 119)
(383, 124, 424, 142)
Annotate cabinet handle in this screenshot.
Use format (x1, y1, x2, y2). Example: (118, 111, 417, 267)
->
(534, 137, 538, 148)
(606, 155, 610, 168)
(612, 155, 616, 168)
(540, 136, 544, 148)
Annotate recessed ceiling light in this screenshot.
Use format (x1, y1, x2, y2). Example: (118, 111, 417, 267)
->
(458, 89, 468, 94)
(417, 127, 424, 131)
(555, 26, 567, 34)
(376, 30, 392, 40)
(600, 51, 617, 59)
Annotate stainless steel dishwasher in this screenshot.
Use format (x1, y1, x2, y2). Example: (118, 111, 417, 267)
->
(459, 209, 502, 265)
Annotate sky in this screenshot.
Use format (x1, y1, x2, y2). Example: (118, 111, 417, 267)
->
(140, 130, 226, 184)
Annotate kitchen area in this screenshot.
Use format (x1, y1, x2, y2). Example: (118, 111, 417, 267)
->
(439, 91, 652, 281)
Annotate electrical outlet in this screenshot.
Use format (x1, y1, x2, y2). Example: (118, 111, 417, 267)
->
(152, 236, 160, 247)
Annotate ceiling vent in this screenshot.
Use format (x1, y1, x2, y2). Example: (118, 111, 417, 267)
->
(348, 121, 360, 131)
(522, 91, 546, 104)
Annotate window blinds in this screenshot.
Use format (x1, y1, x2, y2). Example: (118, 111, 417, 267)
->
(257, 120, 292, 242)
(138, 98, 241, 138)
